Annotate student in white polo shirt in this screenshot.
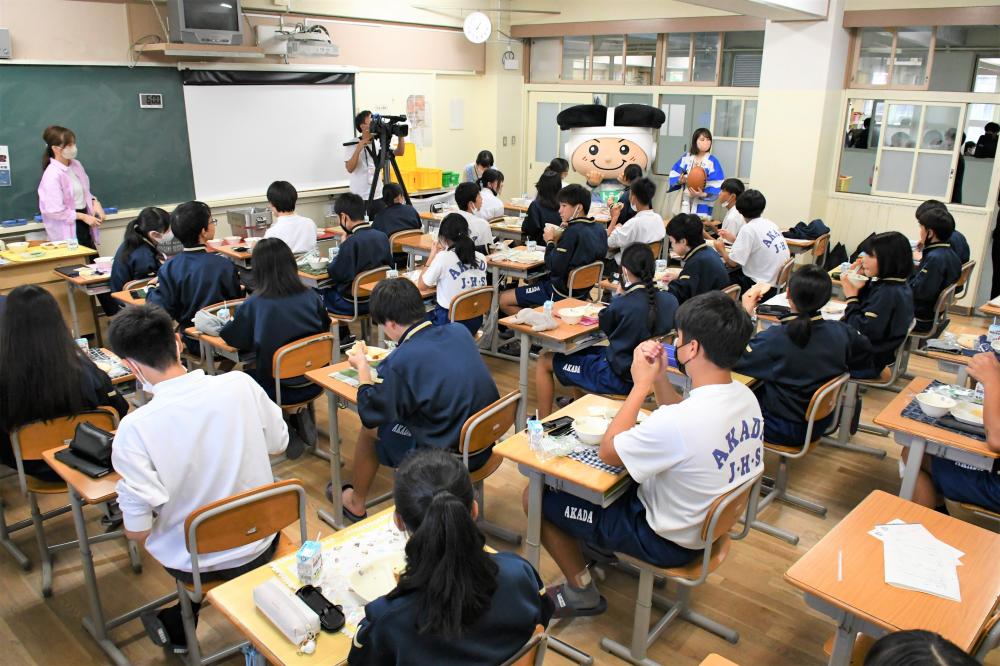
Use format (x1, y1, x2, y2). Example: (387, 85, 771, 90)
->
(418, 213, 488, 336)
(344, 110, 406, 218)
(263, 180, 317, 255)
(528, 292, 760, 617)
(716, 178, 746, 242)
(714, 189, 789, 299)
(108, 305, 289, 653)
(605, 177, 665, 267)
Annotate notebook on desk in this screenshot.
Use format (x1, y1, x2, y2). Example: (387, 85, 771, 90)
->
(54, 264, 88, 277)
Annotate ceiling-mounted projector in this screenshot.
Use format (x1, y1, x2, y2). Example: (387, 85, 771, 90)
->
(278, 25, 339, 57)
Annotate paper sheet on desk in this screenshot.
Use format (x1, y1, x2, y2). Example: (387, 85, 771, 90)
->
(869, 519, 963, 602)
(762, 293, 845, 321)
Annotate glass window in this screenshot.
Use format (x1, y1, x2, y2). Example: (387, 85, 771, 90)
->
(957, 103, 999, 206)
(714, 99, 741, 137)
(883, 104, 921, 148)
(738, 141, 753, 179)
(930, 26, 1000, 92)
(973, 57, 1000, 93)
(535, 103, 560, 163)
(711, 97, 757, 181)
(742, 100, 757, 139)
(891, 27, 933, 87)
(876, 151, 915, 194)
(529, 38, 561, 83)
(855, 28, 893, 86)
(608, 93, 654, 106)
(919, 105, 960, 150)
(692, 32, 720, 83)
(592, 35, 624, 82)
(839, 98, 883, 195)
(721, 31, 764, 87)
(665, 33, 692, 83)
(625, 33, 657, 85)
(562, 36, 590, 81)
(655, 94, 712, 175)
(713, 139, 738, 180)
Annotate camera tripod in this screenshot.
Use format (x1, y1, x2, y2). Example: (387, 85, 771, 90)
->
(365, 128, 412, 210)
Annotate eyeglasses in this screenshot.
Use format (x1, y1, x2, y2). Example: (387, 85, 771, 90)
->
(209, 218, 218, 226)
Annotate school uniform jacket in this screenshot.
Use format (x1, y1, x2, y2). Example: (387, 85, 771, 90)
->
(219, 289, 329, 403)
(545, 217, 608, 297)
(111, 242, 160, 292)
(521, 199, 561, 246)
(842, 278, 914, 373)
(373, 203, 422, 238)
(147, 247, 242, 332)
(356, 321, 499, 450)
(600, 284, 678, 380)
(326, 223, 393, 299)
(908, 243, 961, 326)
(667, 243, 730, 304)
(949, 230, 971, 264)
(348, 551, 552, 666)
(733, 317, 871, 426)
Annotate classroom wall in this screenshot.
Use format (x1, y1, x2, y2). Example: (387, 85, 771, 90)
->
(0, 0, 131, 62)
(506, 0, 732, 23)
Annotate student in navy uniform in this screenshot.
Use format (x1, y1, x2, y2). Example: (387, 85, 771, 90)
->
(110, 207, 172, 293)
(610, 163, 643, 227)
(736, 265, 871, 447)
(500, 184, 608, 315)
(521, 170, 562, 246)
(909, 206, 961, 334)
(146, 201, 242, 354)
(323, 193, 394, 317)
(839, 231, 915, 379)
(219, 239, 329, 455)
(348, 449, 552, 666)
(373, 183, 422, 270)
(916, 199, 970, 264)
(536, 244, 677, 417)
(664, 213, 730, 304)
(335, 279, 500, 523)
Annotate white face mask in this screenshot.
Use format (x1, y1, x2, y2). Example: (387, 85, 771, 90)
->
(60, 145, 78, 160)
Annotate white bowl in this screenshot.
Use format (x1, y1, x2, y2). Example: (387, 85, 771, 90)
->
(573, 416, 609, 445)
(94, 256, 113, 272)
(558, 309, 582, 325)
(845, 271, 868, 287)
(308, 259, 329, 272)
(8, 241, 28, 250)
(207, 239, 224, 249)
(916, 392, 957, 418)
(244, 237, 261, 247)
(224, 236, 241, 245)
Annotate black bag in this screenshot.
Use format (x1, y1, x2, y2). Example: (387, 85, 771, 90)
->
(54, 422, 115, 478)
(824, 242, 849, 271)
(850, 233, 877, 263)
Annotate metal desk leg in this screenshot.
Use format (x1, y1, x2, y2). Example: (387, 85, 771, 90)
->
(203, 342, 217, 376)
(318, 390, 345, 530)
(66, 282, 81, 339)
(898, 436, 926, 501)
(525, 469, 543, 571)
(69, 487, 129, 666)
(516, 331, 530, 430)
(88, 292, 104, 348)
(489, 265, 501, 355)
(956, 365, 969, 387)
(829, 617, 860, 666)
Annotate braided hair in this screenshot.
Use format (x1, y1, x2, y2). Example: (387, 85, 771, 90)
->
(621, 243, 659, 334)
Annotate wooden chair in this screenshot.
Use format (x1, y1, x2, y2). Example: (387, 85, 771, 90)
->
(272, 333, 336, 410)
(599, 473, 763, 665)
(566, 261, 603, 302)
(448, 286, 494, 342)
(457, 391, 522, 545)
(328, 265, 391, 350)
(774, 256, 796, 291)
(500, 625, 548, 666)
(943, 498, 1000, 534)
(647, 240, 663, 260)
(10, 408, 121, 597)
(954, 259, 976, 300)
(389, 229, 424, 269)
(122, 277, 157, 293)
(0, 466, 32, 570)
(973, 606, 1000, 661)
(179, 479, 308, 665)
(722, 284, 741, 302)
(901, 282, 957, 378)
(812, 233, 831, 267)
(752, 374, 849, 545)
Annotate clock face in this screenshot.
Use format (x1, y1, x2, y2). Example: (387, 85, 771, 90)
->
(463, 11, 492, 44)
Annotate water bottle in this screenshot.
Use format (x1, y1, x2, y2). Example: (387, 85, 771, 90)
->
(974, 382, 985, 404)
(527, 412, 545, 459)
(680, 197, 690, 214)
(987, 318, 1000, 346)
(328, 246, 339, 262)
(543, 300, 554, 319)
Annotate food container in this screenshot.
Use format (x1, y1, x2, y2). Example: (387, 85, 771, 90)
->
(226, 206, 272, 239)
(94, 256, 113, 273)
(573, 417, 609, 445)
(915, 392, 957, 418)
(207, 239, 224, 249)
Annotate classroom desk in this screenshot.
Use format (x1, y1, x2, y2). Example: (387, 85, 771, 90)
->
(41, 447, 161, 666)
(924, 322, 988, 386)
(484, 248, 549, 360)
(491, 216, 527, 243)
(54, 267, 111, 342)
(504, 200, 530, 215)
(785, 237, 818, 255)
(398, 233, 436, 261)
(298, 268, 330, 288)
(0, 243, 98, 335)
(110, 288, 147, 307)
(183, 326, 252, 376)
(756, 292, 847, 327)
(358, 270, 435, 299)
(872, 376, 999, 501)
(785, 490, 1000, 666)
(700, 655, 740, 666)
(502, 200, 613, 223)
(208, 507, 397, 666)
(210, 242, 253, 269)
(977, 298, 1000, 318)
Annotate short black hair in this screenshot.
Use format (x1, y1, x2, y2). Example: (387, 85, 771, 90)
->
(917, 207, 954, 242)
(382, 182, 403, 205)
(735, 189, 766, 220)
(557, 184, 591, 215)
(868, 231, 914, 281)
(108, 305, 179, 371)
(455, 182, 481, 212)
(170, 201, 212, 247)
(335, 193, 366, 222)
(674, 292, 753, 370)
(985, 122, 1000, 134)
(629, 177, 656, 207)
(915, 199, 946, 219)
(547, 157, 569, 173)
(623, 164, 643, 182)
(666, 213, 705, 247)
(863, 629, 976, 666)
(475, 150, 494, 168)
(266, 180, 298, 213)
(720, 178, 745, 196)
(370, 278, 426, 327)
(355, 109, 371, 133)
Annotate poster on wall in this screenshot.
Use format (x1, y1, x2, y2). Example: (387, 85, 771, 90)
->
(406, 94, 431, 148)
(0, 145, 10, 187)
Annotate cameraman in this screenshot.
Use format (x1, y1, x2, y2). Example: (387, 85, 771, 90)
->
(344, 109, 407, 218)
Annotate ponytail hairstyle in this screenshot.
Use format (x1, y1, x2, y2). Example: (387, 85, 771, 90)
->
(438, 213, 477, 267)
(620, 243, 659, 334)
(382, 182, 404, 206)
(535, 170, 562, 210)
(477, 168, 504, 194)
(121, 207, 170, 262)
(785, 264, 832, 349)
(547, 157, 569, 177)
(389, 449, 498, 638)
(42, 125, 76, 171)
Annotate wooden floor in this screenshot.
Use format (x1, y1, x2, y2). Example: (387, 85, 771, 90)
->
(2, 312, 999, 666)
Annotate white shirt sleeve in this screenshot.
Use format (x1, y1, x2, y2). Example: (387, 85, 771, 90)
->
(613, 407, 688, 484)
(344, 143, 358, 170)
(728, 225, 753, 266)
(607, 221, 635, 250)
(112, 421, 169, 532)
(421, 251, 447, 287)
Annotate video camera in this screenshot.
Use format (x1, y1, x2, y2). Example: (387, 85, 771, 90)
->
(369, 113, 409, 139)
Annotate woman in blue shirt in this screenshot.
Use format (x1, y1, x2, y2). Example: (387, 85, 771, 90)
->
(348, 448, 552, 665)
(668, 128, 725, 217)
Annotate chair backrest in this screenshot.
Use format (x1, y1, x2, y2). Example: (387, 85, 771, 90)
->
(389, 230, 423, 254)
(185, 479, 308, 597)
(800, 373, 850, 452)
(930, 281, 958, 330)
(458, 392, 520, 467)
(774, 257, 796, 291)
(567, 261, 603, 296)
(721, 284, 741, 302)
(122, 277, 156, 292)
(489, 216, 506, 224)
(500, 626, 547, 666)
(943, 498, 1000, 533)
(876, 319, 918, 387)
(955, 260, 976, 298)
(11, 408, 119, 494)
(347, 266, 392, 321)
(200, 297, 247, 318)
(272, 333, 336, 405)
(648, 240, 663, 259)
(974, 607, 1000, 661)
(449, 286, 494, 324)
(812, 233, 831, 260)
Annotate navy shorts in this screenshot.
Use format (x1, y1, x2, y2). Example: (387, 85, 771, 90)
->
(552, 346, 631, 396)
(932, 457, 1000, 512)
(542, 484, 701, 568)
(428, 304, 482, 337)
(514, 280, 559, 308)
(324, 289, 369, 316)
(761, 410, 834, 448)
(375, 421, 491, 472)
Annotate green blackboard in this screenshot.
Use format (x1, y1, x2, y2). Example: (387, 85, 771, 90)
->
(0, 65, 194, 221)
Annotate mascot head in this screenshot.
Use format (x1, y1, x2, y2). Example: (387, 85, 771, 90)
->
(557, 104, 666, 182)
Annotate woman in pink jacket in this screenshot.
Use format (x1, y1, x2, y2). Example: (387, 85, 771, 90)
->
(37, 125, 105, 248)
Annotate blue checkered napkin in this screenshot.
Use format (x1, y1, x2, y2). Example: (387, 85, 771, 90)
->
(901, 380, 986, 442)
(567, 446, 625, 474)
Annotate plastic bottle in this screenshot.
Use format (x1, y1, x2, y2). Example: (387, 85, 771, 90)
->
(974, 382, 985, 404)
(680, 196, 690, 214)
(527, 410, 544, 457)
(987, 318, 1000, 346)
(543, 300, 554, 319)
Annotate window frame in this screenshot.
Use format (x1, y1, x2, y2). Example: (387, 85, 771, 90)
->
(848, 27, 937, 91)
(710, 96, 757, 181)
(659, 31, 722, 86)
